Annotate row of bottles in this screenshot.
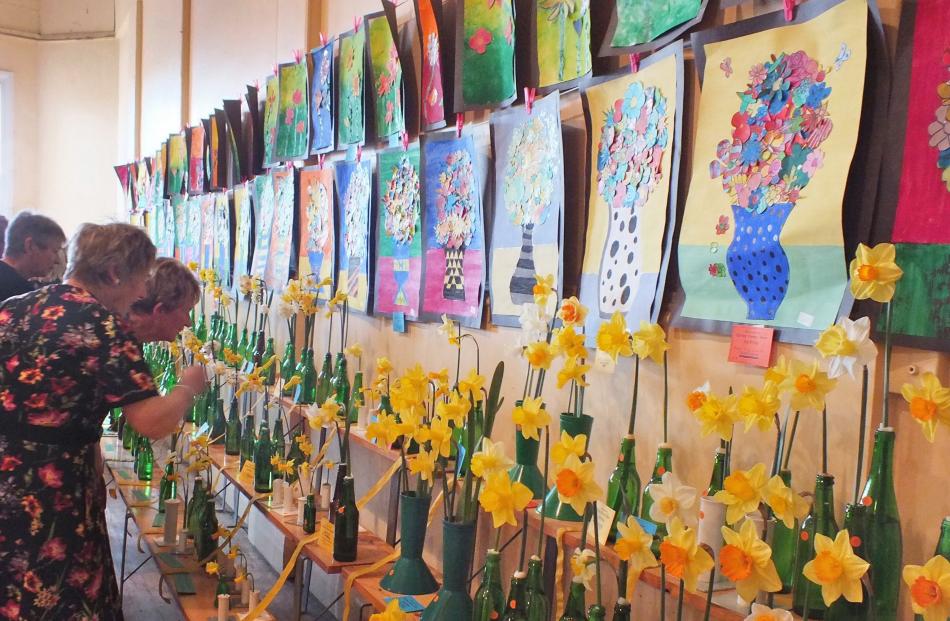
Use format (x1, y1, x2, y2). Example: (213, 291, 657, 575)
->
(473, 553, 548, 621)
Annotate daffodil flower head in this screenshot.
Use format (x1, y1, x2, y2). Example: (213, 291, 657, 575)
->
(478, 471, 533, 528)
(532, 273, 555, 307)
(435, 390, 470, 426)
(903, 555, 950, 620)
(694, 392, 739, 441)
(742, 604, 794, 621)
(737, 383, 781, 433)
(762, 475, 809, 530)
(376, 357, 394, 376)
(595, 311, 633, 361)
(685, 382, 710, 412)
(631, 321, 669, 365)
(714, 463, 768, 525)
(658, 517, 714, 593)
(901, 372, 950, 442)
(554, 453, 603, 517)
(558, 296, 588, 327)
(802, 529, 870, 606)
(512, 397, 550, 441)
(552, 326, 587, 360)
(345, 343, 363, 360)
(614, 515, 658, 573)
(369, 598, 406, 621)
(780, 358, 837, 413)
(408, 448, 437, 482)
(551, 431, 587, 466)
(457, 368, 485, 401)
(556, 355, 590, 390)
(814, 316, 876, 379)
(648, 471, 699, 528)
(718, 519, 782, 602)
(205, 561, 219, 576)
(524, 341, 556, 370)
(849, 242, 903, 303)
(569, 548, 598, 591)
(470, 438, 513, 479)
(438, 313, 460, 346)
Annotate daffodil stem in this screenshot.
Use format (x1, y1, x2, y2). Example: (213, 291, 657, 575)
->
(494, 526, 502, 551)
(659, 565, 667, 621)
(537, 425, 550, 559)
(854, 365, 869, 504)
(617, 561, 628, 598)
(592, 501, 603, 607)
(821, 405, 828, 474)
(518, 508, 528, 570)
(782, 410, 800, 471)
(702, 566, 715, 621)
(882, 301, 893, 428)
(675, 579, 685, 621)
(627, 356, 640, 435)
(662, 352, 669, 444)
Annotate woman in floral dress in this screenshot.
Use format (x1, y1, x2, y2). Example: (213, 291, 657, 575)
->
(0, 223, 207, 621)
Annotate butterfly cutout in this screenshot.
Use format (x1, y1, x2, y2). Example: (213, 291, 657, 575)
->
(834, 43, 851, 71)
(720, 57, 733, 78)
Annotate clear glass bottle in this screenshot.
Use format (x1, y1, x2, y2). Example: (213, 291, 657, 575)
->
(472, 550, 505, 621)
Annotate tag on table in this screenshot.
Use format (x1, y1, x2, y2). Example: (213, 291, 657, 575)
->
(392, 312, 406, 333)
(634, 516, 657, 536)
(318, 518, 335, 550)
(585, 503, 616, 547)
(728, 325, 774, 368)
(385, 596, 425, 613)
(192, 422, 210, 438)
(238, 461, 255, 485)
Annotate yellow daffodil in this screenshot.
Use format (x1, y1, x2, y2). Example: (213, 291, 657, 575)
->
(227, 545, 240, 560)
(235, 372, 262, 397)
(299, 461, 311, 481)
(369, 598, 406, 621)
(719, 519, 782, 602)
(235, 571, 247, 584)
(283, 374, 302, 391)
(438, 314, 460, 346)
(260, 355, 278, 372)
(570, 549, 597, 591)
(849, 243, 903, 303)
(780, 359, 837, 413)
(765, 355, 791, 388)
(478, 471, 533, 528)
(558, 296, 588, 327)
(295, 434, 313, 457)
(596, 311, 633, 360)
(737, 383, 781, 433)
(457, 368, 485, 401)
(345, 343, 363, 360)
(512, 397, 550, 441)
(238, 275, 254, 295)
(314, 276, 333, 289)
(205, 561, 220, 576)
(532, 273, 555, 306)
(903, 555, 950, 620)
(187, 260, 199, 272)
(270, 455, 282, 467)
(631, 321, 669, 364)
(614, 515, 658, 573)
(694, 393, 739, 441)
(223, 348, 243, 367)
(552, 326, 587, 359)
(427, 416, 453, 458)
(524, 341, 556, 370)
(648, 471, 699, 528)
(470, 438, 513, 478)
(743, 604, 793, 621)
(659, 518, 715, 593)
(366, 413, 410, 447)
(554, 453, 602, 516)
(191, 434, 211, 450)
(435, 390, 471, 426)
(556, 355, 590, 390)
(714, 463, 768, 525)
(376, 357, 394, 376)
(762, 475, 809, 530)
(307, 398, 340, 429)
(551, 431, 587, 466)
(901, 372, 950, 442)
(802, 530, 870, 606)
(408, 448, 437, 483)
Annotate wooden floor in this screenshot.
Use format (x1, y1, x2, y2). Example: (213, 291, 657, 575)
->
(105, 481, 334, 621)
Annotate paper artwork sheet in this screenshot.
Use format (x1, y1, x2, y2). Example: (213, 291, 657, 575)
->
(199, 194, 215, 269)
(338, 28, 367, 147)
(262, 74, 279, 167)
(367, 12, 406, 141)
(310, 41, 335, 154)
(276, 60, 310, 162)
(213, 192, 232, 287)
(265, 167, 296, 290)
(250, 173, 275, 280)
(298, 166, 336, 302)
(415, 0, 446, 129)
(534, 0, 591, 89)
(232, 183, 253, 291)
(456, 0, 516, 111)
(172, 195, 187, 260)
(182, 196, 203, 267)
(335, 159, 374, 313)
(188, 125, 206, 195)
(167, 134, 186, 197)
(606, 0, 702, 51)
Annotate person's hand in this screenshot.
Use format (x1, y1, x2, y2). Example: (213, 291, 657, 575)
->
(178, 365, 208, 399)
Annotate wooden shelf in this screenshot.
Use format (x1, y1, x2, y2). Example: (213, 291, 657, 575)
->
(343, 564, 440, 619)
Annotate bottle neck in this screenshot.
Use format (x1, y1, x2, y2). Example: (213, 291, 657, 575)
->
(813, 475, 836, 515)
(707, 451, 726, 494)
(617, 437, 635, 467)
(936, 518, 950, 557)
(653, 447, 672, 478)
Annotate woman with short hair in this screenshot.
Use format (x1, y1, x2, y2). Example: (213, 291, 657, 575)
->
(127, 257, 201, 343)
(0, 222, 206, 620)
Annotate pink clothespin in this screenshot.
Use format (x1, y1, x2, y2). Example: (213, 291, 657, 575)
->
(293, 49, 303, 63)
(318, 153, 326, 168)
(272, 64, 279, 76)
(629, 53, 640, 73)
(319, 32, 328, 47)
(456, 113, 464, 138)
(353, 15, 362, 32)
(783, 0, 795, 21)
(356, 145, 363, 162)
(401, 131, 410, 152)
(254, 79, 260, 90)
(524, 87, 536, 115)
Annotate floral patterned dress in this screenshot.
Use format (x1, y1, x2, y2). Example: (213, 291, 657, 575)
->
(0, 284, 157, 621)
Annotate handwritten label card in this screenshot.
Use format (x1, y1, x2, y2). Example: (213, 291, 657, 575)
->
(728, 325, 774, 368)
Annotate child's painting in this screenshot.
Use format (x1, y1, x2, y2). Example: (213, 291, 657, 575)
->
(338, 27, 367, 147)
(335, 158, 374, 313)
(187, 125, 206, 195)
(367, 12, 405, 141)
(533, 0, 591, 90)
(152, 200, 167, 255)
(153, 144, 166, 202)
(265, 167, 296, 290)
(414, 0, 446, 129)
(601, 0, 708, 56)
(262, 74, 279, 167)
(375, 145, 423, 320)
(250, 173, 275, 280)
(456, 0, 516, 111)
(310, 41, 335, 154)
(167, 133, 186, 196)
(161, 199, 175, 258)
(183, 196, 203, 267)
(223, 99, 247, 181)
(276, 60, 310, 162)
(420, 132, 485, 326)
(298, 166, 336, 302)
(232, 183, 253, 290)
(490, 91, 563, 327)
(209, 111, 222, 190)
(245, 84, 264, 176)
(213, 192, 232, 287)
(172, 194, 187, 260)
(678, 0, 867, 332)
(579, 42, 683, 341)
(200, 194, 215, 269)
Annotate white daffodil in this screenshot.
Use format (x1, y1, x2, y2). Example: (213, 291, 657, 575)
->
(517, 303, 549, 347)
(649, 471, 699, 528)
(743, 604, 793, 621)
(814, 316, 877, 379)
(570, 548, 598, 591)
(276, 298, 296, 320)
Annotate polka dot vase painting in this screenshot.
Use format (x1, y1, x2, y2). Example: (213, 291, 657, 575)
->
(578, 42, 683, 342)
(678, 0, 867, 331)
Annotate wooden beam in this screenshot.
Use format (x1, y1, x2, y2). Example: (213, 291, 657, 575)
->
(180, 0, 191, 127)
(133, 0, 143, 158)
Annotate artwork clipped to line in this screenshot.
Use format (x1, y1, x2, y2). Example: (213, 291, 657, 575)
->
(338, 26, 367, 147)
(167, 133, 187, 197)
(182, 196, 203, 267)
(600, 0, 709, 56)
(245, 84, 265, 176)
(154, 143, 167, 200)
(200, 194, 215, 269)
(310, 41, 335, 154)
(375, 144, 423, 320)
(213, 192, 233, 287)
(414, 0, 447, 130)
(262, 74, 280, 167)
(232, 183, 254, 289)
(578, 41, 683, 342)
(335, 158, 374, 313)
(489, 91, 564, 327)
(114, 164, 133, 215)
(420, 132, 486, 327)
(134, 161, 152, 212)
(878, 0, 950, 348)
(265, 167, 297, 290)
(455, 0, 517, 111)
(187, 124, 207, 195)
(223, 99, 248, 181)
(173, 195, 187, 261)
(532, 0, 592, 90)
(250, 173, 276, 279)
(213, 110, 232, 189)
(276, 59, 310, 162)
(209, 111, 222, 190)
(154, 200, 174, 258)
(298, 166, 336, 302)
(367, 12, 406, 141)
(677, 0, 868, 333)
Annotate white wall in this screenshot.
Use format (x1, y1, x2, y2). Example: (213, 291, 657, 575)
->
(140, 0, 182, 155)
(0, 34, 39, 215)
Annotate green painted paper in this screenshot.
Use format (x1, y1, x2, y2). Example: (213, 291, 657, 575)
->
(262, 74, 279, 165)
(368, 15, 405, 140)
(276, 60, 309, 161)
(536, 0, 591, 87)
(891, 244, 950, 340)
(610, 0, 701, 48)
(338, 28, 367, 146)
(461, 0, 516, 108)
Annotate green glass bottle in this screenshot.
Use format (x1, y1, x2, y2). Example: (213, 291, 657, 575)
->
(158, 461, 177, 513)
(524, 555, 548, 621)
(606, 434, 641, 542)
(271, 413, 286, 475)
(349, 371, 363, 424)
(211, 397, 227, 444)
(329, 463, 348, 523)
(704, 447, 727, 496)
(859, 426, 901, 621)
(792, 473, 839, 617)
(213, 576, 230, 609)
(771, 469, 799, 593)
(236, 328, 249, 367)
(312, 351, 332, 405)
(161, 361, 178, 398)
(240, 413, 256, 468)
(824, 503, 870, 621)
(586, 605, 605, 621)
(559, 578, 587, 621)
(331, 353, 349, 407)
(915, 517, 950, 621)
(284, 432, 306, 483)
(610, 599, 630, 621)
(303, 494, 317, 534)
(640, 443, 672, 554)
(472, 550, 505, 621)
(195, 497, 219, 564)
(254, 417, 273, 493)
(262, 337, 277, 386)
(186, 478, 207, 537)
(122, 416, 135, 450)
(136, 437, 154, 481)
(251, 328, 265, 369)
(280, 341, 296, 394)
(226, 322, 238, 356)
(294, 349, 319, 405)
(500, 571, 527, 621)
(224, 398, 241, 456)
(332, 475, 359, 562)
(130, 428, 140, 459)
(194, 312, 207, 342)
